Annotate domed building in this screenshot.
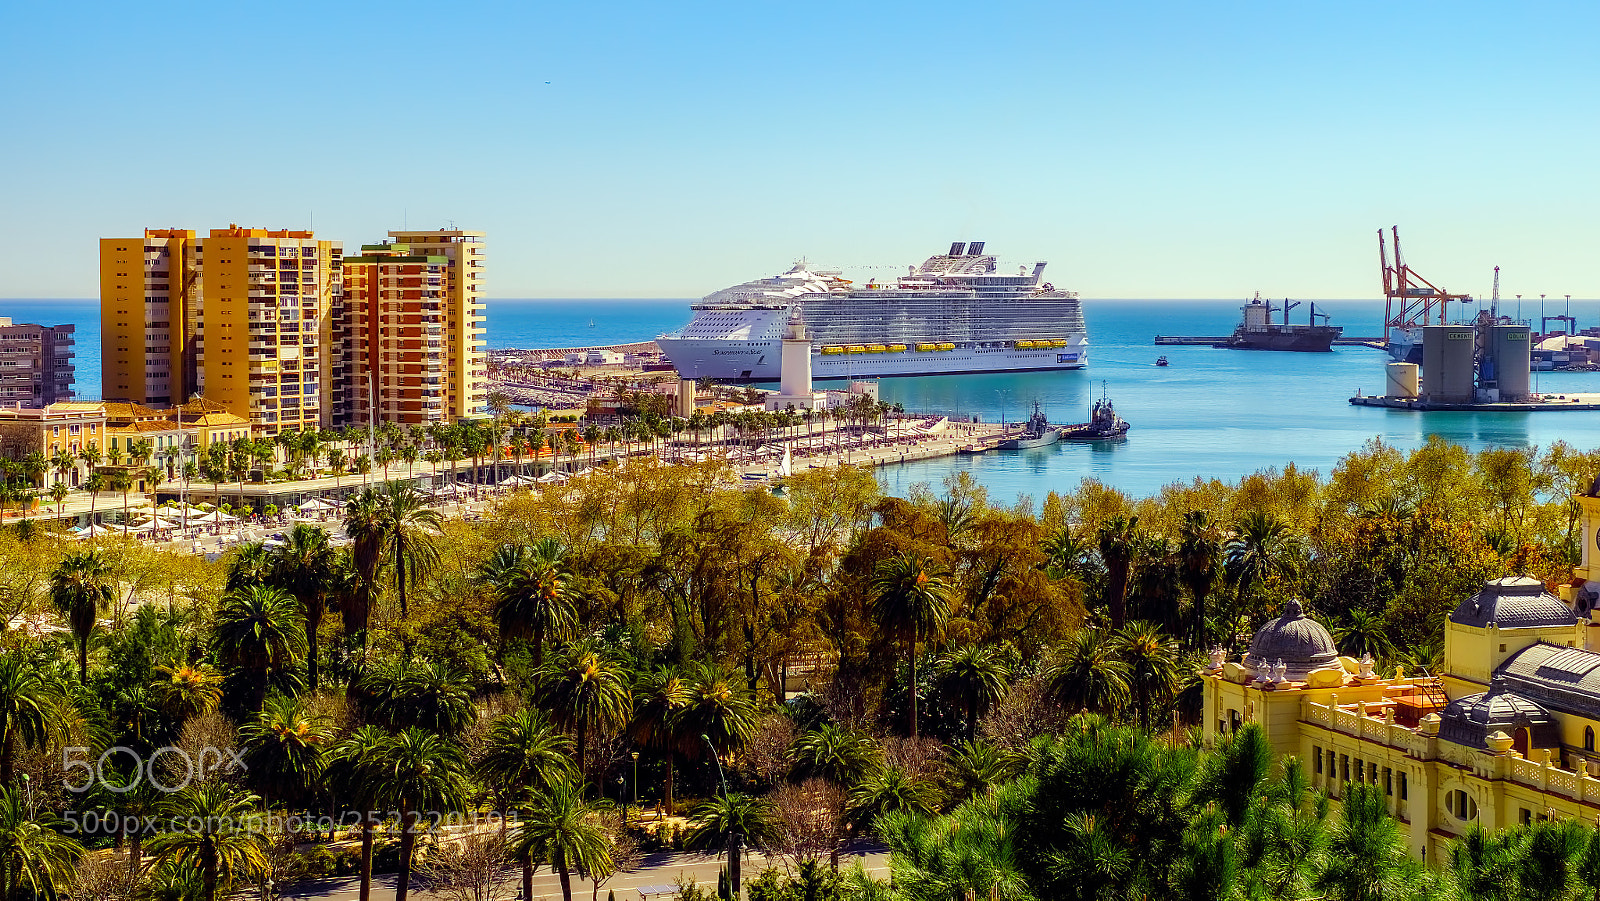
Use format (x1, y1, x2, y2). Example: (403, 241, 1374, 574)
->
(1241, 598, 1343, 683)
(1202, 508, 1600, 866)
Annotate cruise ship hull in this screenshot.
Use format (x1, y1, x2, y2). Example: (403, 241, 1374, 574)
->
(657, 337, 1088, 381)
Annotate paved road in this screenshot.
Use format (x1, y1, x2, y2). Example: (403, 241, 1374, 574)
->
(278, 848, 890, 901)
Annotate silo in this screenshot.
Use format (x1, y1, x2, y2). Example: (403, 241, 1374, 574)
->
(1492, 325, 1531, 401)
(1386, 362, 1419, 399)
(1421, 325, 1475, 401)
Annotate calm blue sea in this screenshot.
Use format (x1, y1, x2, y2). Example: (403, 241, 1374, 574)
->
(12, 296, 1600, 501)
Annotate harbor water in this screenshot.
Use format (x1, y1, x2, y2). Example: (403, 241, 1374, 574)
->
(12, 297, 1600, 502)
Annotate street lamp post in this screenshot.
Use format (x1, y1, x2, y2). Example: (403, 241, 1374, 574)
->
(702, 734, 741, 900)
(630, 750, 640, 829)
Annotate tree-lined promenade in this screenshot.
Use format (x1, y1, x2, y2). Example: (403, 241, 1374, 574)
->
(1, 434, 1599, 900)
(1, 390, 926, 530)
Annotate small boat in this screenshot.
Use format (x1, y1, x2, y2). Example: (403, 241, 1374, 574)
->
(1060, 389, 1130, 441)
(1156, 356, 1169, 367)
(997, 401, 1060, 450)
(588, 318, 596, 328)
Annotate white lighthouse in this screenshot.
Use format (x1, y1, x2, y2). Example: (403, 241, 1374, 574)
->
(765, 309, 826, 412)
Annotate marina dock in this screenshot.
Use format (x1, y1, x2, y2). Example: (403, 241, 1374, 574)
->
(1350, 393, 1600, 412)
(1155, 335, 1387, 348)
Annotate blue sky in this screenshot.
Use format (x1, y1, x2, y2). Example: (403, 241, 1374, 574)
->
(3, 0, 1597, 299)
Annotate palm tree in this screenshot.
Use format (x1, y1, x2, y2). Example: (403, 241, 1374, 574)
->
(48, 483, 67, 520)
(104, 467, 134, 537)
(478, 539, 576, 669)
(628, 666, 694, 816)
(512, 778, 615, 901)
(212, 584, 307, 711)
(377, 481, 441, 620)
(1178, 510, 1223, 650)
(678, 664, 758, 766)
(1224, 510, 1300, 624)
(147, 782, 270, 901)
(81, 470, 105, 525)
(342, 488, 383, 645)
(1112, 621, 1185, 733)
(49, 548, 116, 681)
(684, 792, 779, 898)
(359, 656, 476, 737)
(941, 740, 1023, 805)
(536, 644, 632, 785)
(1046, 628, 1131, 716)
(269, 523, 337, 689)
(0, 785, 83, 901)
(847, 765, 942, 828)
(225, 541, 274, 592)
(49, 448, 74, 490)
(1334, 609, 1394, 661)
(326, 726, 391, 901)
(477, 707, 578, 900)
(372, 727, 468, 901)
(932, 645, 1011, 741)
(150, 662, 223, 726)
(1097, 515, 1140, 629)
(869, 552, 952, 739)
(787, 724, 881, 787)
(239, 694, 331, 810)
(0, 652, 59, 784)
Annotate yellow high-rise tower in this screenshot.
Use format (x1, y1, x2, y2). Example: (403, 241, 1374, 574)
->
(386, 229, 488, 420)
(100, 229, 200, 406)
(199, 226, 342, 436)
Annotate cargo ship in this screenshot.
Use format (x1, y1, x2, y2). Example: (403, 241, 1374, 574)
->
(655, 242, 1088, 381)
(1214, 294, 1342, 352)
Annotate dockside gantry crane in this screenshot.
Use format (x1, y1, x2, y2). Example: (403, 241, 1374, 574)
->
(1378, 226, 1471, 336)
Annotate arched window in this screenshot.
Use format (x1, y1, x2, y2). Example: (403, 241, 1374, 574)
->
(1587, 727, 1595, 752)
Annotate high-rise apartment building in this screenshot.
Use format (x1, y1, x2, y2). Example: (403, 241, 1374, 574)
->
(385, 230, 488, 420)
(0, 318, 76, 406)
(200, 226, 341, 436)
(100, 229, 201, 406)
(335, 242, 451, 426)
(101, 226, 341, 436)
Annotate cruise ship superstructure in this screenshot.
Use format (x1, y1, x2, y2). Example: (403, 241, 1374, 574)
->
(656, 242, 1088, 381)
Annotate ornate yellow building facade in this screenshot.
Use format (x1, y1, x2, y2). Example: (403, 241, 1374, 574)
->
(1203, 481, 1600, 863)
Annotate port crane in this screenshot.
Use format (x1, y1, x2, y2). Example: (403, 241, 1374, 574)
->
(1378, 226, 1470, 336)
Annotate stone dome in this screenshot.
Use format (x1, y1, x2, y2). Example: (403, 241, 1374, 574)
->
(1439, 678, 1560, 751)
(1448, 576, 1576, 630)
(1242, 599, 1342, 682)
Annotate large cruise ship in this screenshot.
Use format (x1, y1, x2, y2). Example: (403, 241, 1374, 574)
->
(656, 242, 1088, 381)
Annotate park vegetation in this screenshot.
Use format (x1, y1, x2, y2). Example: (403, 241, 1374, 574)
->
(0, 434, 1597, 900)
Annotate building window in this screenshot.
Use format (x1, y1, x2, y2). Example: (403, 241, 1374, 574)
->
(1521, 808, 1532, 826)
(1341, 755, 1349, 781)
(1384, 768, 1392, 795)
(1587, 727, 1595, 752)
(1446, 789, 1478, 821)
(1370, 762, 1378, 784)
(1354, 757, 1363, 782)
(1315, 748, 1323, 775)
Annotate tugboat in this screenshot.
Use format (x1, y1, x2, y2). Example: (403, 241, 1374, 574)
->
(997, 402, 1060, 450)
(1214, 293, 1342, 352)
(1060, 388, 1131, 441)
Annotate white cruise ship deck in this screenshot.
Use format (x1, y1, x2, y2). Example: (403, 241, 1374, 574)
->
(657, 242, 1089, 381)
